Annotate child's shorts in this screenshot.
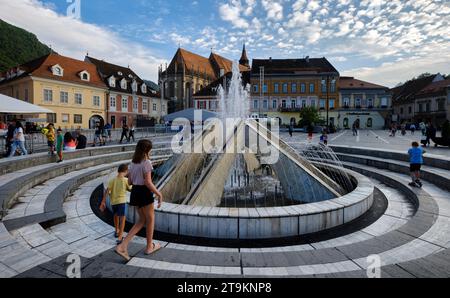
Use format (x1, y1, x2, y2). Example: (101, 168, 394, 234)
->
(112, 204, 126, 217)
(47, 141, 55, 147)
(410, 164, 422, 172)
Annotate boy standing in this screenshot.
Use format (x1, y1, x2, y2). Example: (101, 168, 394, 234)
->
(100, 164, 132, 244)
(44, 124, 56, 156)
(408, 142, 425, 188)
(56, 128, 64, 163)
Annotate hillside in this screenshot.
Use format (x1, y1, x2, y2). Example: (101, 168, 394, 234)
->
(0, 19, 51, 71)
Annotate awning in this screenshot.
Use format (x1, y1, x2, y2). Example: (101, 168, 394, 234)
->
(164, 108, 218, 123)
(0, 93, 54, 114)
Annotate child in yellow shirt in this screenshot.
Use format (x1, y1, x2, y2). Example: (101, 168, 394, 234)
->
(100, 164, 132, 244)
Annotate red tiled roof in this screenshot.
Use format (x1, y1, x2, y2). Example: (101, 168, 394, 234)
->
(416, 79, 450, 98)
(340, 77, 388, 90)
(30, 53, 107, 88)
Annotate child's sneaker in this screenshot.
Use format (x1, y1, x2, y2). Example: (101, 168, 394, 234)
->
(409, 182, 418, 188)
(415, 180, 423, 188)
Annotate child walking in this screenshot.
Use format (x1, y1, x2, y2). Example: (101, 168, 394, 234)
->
(44, 124, 56, 156)
(56, 128, 64, 163)
(100, 164, 132, 244)
(408, 142, 425, 188)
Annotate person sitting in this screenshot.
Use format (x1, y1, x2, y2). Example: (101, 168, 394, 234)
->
(64, 132, 77, 152)
(75, 129, 87, 150)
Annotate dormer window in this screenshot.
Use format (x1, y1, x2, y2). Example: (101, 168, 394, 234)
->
(51, 64, 64, 77)
(141, 83, 147, 94)
(131, 80, 138, 93)
(120, 78, 127, 90)
(109, 76, 116, 88)
(79, 70, 90, 81)
(128, 74, 133, 79)
(118, 71, 123, 76)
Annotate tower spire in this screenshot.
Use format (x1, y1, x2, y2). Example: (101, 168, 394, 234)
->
(239, 43, 250, 68)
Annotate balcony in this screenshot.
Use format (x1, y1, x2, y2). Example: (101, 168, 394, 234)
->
(278, 107, 302, 113)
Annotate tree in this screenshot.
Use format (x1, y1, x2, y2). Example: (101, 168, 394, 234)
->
(299, 107, 321, 128)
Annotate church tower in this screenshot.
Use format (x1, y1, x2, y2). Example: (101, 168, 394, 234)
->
(239, 44, 250, 68)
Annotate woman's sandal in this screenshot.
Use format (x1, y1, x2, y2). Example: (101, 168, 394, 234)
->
(115, 248, 130, 261)
(144, 243, 162, 255)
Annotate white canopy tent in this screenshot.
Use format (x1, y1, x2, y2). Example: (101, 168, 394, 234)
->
(0, 93, 53, 114)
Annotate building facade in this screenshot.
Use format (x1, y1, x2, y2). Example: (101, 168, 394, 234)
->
(392, 74, 444, 124)
(338, 77, 392, 130)
(250, 57, 340, 126)
(0, 53, 107, 129)
(86, 56, 167, 128)
(159, 46, 250, 113)
(414, 79, 450, 128)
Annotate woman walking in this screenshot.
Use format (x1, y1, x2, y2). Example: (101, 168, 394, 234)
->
(115, 139, 163, 260)
(9, 121, 27, 157)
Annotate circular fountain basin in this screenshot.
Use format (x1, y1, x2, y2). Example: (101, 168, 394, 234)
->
(113, 166, 374, 240)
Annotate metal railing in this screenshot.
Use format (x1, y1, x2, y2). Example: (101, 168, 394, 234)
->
(1, 126, 175, 156)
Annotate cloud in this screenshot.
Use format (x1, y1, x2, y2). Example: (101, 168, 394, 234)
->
(0, 0, 165, 81)
(219, 1, 249, 29)
(262, 0, 284, 21)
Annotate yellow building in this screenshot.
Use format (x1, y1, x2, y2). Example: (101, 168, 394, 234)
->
(250, 57, 340, 126)
(0, 53, 107, 129)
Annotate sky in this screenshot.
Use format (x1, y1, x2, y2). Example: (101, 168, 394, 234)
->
(0, 0, 449, 87)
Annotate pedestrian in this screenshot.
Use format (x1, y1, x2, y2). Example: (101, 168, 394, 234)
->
(5, 121, 16, 157)
(93, 123, 102, 147)
(401, 123, 407, 136)
(101, 124, 108, 146)
(390, 124, 397, 137)
(410, 123, 416, 135)
(320, 129, 328, 146)
(100, 164, 132, 244)
(56, 128, 64, 163)
(104, 123, 112, 143)
(128, 124, 136, 143)
(64, 132, 77, 152)
(120, 124, 129, 144)
(43, 124, 56, 156)
(352, 121, 358, 136)
(408, 141, 425, 188)
(426, 123, 437, 147)
(115, 139, 163, 260)
(9, 121, 27, 157)
(288, 123, 294, 138)
(307, 124, 314, 141)
(75, 129, 87, 150)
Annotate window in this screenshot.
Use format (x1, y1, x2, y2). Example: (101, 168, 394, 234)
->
(426, 102, 431, 112)
(132, 81, 138, 93)
(408, 106, 412, 114)
(75, 93, 83, 105)
(110, 96, 116, 109)
(253, 84, 259, 93)
(263, 84, 268, 93)
(367, 98, 373, 108)
(320, 99, 326, 110)
(291, 100, 296, 108)
(272, 100, 277, 109)
(60, 91, 68, 104)
(80, 71, 90, 81)
(310, 99, 316, 108)
(109, 77, 116, 88)
(141, 84, 147, 94)
(301, 83, 306, 93)
(309, 83, 315, 93)
(43, 89, 53, 102)
(253, 100, 259, 109)
(291, 83, 297, 93)
(93, 95, 100, 107)
(281, 100, 287, 108)
(343, 97, 350, 108)
(381, 97, 388, 108)
(52, 65, 63, 76)
(274, 83, 279, 93)
(121, 79, 127, 90)
(153, 103, 157, 111)
(74, 114, 82, 124)
(143, 100, 148, 111)
(47, 113, 56, 123)
(24, 89, 29, 102)
(122, 97, 128, 110)
(263, 100, 268, 109)
(62, 114, 69, 123)
(330, 99, 335, 110)
(133, 98, 138, 111)
(302, 100, 307, 108)
(282, 83, 288, 93)
(355, 98, 361, 108)
(330, 79, 336, 93)
(321, 79, 327, 93)
(438, 99, 446, 111)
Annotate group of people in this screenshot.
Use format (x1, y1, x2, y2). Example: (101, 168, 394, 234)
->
(100, 139, 163, 259)
(93, 123, 113, 147)
(42, 124, 87, 163)
(119, 124, 136, 144)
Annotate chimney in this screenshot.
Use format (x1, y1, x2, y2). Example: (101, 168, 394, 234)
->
(306, 56, 310, 63)
(269, 57, 272, 62)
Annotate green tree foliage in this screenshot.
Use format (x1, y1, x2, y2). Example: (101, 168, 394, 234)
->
(299, 107, 321, 128)
(0, 19, 51, 71)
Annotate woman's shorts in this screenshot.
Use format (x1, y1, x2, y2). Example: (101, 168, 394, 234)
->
(130, 185, 154, 208)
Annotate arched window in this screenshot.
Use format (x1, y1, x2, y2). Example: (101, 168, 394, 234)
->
(367, 118, 373, 128)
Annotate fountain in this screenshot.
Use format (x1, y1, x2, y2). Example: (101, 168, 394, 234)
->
(104, 61, 375, 241)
